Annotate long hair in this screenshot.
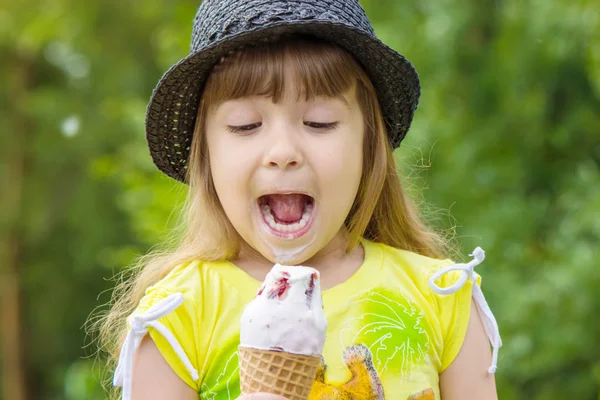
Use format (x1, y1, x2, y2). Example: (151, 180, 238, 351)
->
(94, 36, 450, 394)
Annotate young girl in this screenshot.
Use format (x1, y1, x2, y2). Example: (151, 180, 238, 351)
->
(101, 0, 501, 399)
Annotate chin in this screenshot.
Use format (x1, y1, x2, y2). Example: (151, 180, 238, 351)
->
(256, 236, 317, 266)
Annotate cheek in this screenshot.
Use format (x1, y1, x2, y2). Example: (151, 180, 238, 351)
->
(207, 137, 258, 228)
(319, 135, 363, 183)
(208, 144, 228, 194)
(315, 142, 363, 209)
(208, 141, 243, 215)
(208, 136, 249, 187)
(209, 156, 247, 232)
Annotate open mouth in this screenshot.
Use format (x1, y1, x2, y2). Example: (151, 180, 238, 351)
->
(257, 193, 315, 238)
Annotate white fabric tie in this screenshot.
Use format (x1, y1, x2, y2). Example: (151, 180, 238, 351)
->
(113, 292, 199, 399)
(428, 247, 502, 373)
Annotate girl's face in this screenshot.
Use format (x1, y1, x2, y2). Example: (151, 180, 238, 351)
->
(205, 79, 364, 265)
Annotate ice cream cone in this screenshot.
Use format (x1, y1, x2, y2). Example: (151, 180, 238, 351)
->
(238, 346, 320, 400)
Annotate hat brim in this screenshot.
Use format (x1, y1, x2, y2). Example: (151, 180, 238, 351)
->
(146, 21, 420, 182)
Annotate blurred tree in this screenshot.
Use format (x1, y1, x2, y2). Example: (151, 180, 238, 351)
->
(1, 45, 31, 400)
(363, 0, 600, 398)
(0, 0, 598, 399)
(0, 0, 189, 398)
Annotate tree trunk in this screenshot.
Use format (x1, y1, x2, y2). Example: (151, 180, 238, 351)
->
(0, 53, 31, 400)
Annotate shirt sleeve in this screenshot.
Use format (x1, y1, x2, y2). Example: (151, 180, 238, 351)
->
(430, 259, 482, 372)
(134, 285, 201, 391)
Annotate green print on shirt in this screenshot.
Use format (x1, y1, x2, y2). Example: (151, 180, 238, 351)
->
(340, 288, 431, 377)
(199, 336, 241, 400)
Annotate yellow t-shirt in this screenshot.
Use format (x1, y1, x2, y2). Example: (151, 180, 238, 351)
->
(132, 239, 480, 400)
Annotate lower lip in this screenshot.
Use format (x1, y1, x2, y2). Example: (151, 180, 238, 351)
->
(258, 203, 316, 240)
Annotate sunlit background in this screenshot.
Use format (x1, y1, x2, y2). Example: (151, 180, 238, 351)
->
(1, 0, 599, 399)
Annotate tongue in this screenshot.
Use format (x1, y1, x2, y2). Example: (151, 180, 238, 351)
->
(268, 194, 307, 223)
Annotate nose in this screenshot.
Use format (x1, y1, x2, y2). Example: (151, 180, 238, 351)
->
(263, 126, 304, 170)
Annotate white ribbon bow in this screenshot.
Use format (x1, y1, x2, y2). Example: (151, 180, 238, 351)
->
(428, 247, 502, 373)
(113, 292, 199, 399)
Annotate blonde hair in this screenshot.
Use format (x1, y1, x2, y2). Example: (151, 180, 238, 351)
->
(94, 36, 451, 394)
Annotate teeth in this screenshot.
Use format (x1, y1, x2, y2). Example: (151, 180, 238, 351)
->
(302, 204, 312, 222)
(260, 202, 313, 232)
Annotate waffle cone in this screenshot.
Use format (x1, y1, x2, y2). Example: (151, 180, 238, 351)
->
(238, 346, 320, 400)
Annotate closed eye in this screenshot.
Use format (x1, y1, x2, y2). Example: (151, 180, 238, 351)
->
(304, 121, 339, 131)
(227, 122, 262, 133)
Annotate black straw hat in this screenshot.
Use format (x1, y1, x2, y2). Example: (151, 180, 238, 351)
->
(146, 0, 421, 182)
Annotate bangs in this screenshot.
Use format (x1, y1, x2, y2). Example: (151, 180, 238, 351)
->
(202, 36, 368, 107)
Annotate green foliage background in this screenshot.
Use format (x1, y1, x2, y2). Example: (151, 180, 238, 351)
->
(0, 0, 598, 399)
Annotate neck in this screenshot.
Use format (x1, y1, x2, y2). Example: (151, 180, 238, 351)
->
(233, 232, 365, 290)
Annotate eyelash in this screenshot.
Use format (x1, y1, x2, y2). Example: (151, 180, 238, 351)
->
(227, 123, 261, 133)
(227, 121, 339, 133)
(304, 121, 339, 131)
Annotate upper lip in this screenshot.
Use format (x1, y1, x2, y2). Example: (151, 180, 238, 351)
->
(256, 189, 316, 199)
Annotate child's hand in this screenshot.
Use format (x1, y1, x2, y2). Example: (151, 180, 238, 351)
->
(237, 394, 288, 400)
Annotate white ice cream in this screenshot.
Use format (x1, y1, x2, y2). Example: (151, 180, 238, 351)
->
(240, 264, 327, 356)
